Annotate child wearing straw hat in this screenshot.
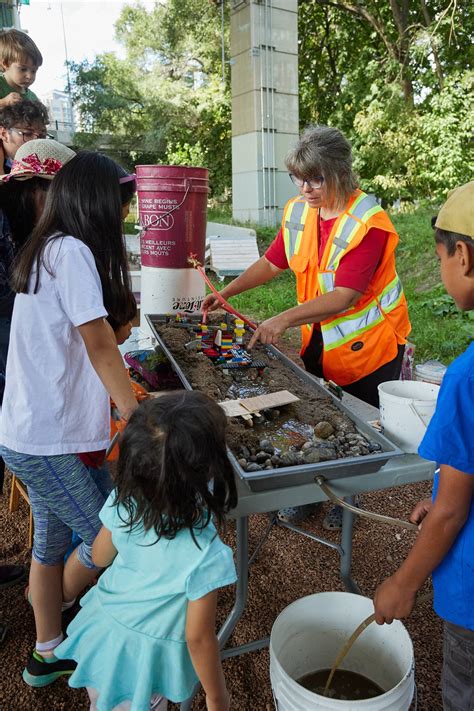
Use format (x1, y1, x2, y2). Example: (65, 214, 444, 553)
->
(374, 182, 474, 711)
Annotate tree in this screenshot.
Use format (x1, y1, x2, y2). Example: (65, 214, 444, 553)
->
(71, 0, 231, 198)
(298, 0, 473, 202)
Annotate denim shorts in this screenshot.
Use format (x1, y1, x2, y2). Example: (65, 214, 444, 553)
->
(0, 445, 109, 568)
(442, 620, 474, 710)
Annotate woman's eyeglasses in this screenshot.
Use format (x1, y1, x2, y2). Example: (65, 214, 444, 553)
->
(289, 174, 324, 190)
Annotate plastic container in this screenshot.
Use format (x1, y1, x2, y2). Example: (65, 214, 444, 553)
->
(414, 360, 447, 386)
(270, 592, 414, 711)
(135, 165, 209, 332)
(378, 380, 440, 453)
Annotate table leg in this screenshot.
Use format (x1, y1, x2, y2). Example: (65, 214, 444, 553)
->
(340, 496, 361, 594)
(180, 516, 249, 710)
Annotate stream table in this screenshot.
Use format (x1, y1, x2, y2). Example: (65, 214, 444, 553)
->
(180, 396, 435, 711)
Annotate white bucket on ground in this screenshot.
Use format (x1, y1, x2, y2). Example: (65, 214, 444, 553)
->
(270, 592, 414, 711)
(414, 360, 447, 386)
(378, 380, 440, 453)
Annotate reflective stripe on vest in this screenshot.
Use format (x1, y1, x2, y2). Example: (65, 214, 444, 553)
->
(283, 200, 309, 257)
(321, 275, 404, 350)
(326, 193, 382, 271)
(319, 271, 335, 294)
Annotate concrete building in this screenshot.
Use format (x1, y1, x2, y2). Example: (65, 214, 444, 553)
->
(230, 0, 299, 226)
(43, 89, 75, 132)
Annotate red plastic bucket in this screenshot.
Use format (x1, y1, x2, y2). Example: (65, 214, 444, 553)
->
(135, 165, 209, 269)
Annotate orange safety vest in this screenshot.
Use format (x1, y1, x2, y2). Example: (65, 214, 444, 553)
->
(282, 190, 411, 386)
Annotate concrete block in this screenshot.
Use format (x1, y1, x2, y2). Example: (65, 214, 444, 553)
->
(232, 90, 299, 136)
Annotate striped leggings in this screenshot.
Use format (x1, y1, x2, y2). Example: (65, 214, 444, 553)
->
(0, 446, 110, 568)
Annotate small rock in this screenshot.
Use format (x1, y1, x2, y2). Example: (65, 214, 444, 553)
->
(280, 451, 299, 466)
(245, 462, 262, 472)
(301, 441, 314, 451)
(368, 442, 382, 453)
(255, 451, 268, 463)
(318, 444, 337, 461)
(386, 554, 393, 563)
(271, 454, 281, 466)
(259, 438, 275, 455)
(249, 455, 257, 462)
(237, 458, 247, 468)
(303, 449, 321, 464)
(395, 533, 402, 541)
(314, 421, 335, 439)
(239, 446, 251, 459)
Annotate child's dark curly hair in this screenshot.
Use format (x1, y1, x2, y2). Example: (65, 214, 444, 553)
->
(115, 391, 238, 544)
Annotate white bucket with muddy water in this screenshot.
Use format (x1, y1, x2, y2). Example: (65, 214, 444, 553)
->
(270, 592, 414, 710)
(378, 380, 440, 453)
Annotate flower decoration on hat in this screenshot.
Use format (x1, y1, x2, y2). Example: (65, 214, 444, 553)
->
(7, 153, 63, 180)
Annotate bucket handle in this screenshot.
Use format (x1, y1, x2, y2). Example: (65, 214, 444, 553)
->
(140, 179, 191, 233)
(408, 401, 429, 429)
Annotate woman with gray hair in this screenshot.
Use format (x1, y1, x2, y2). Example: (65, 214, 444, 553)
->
(204, 124, 410, 400)
(203, 125, 411, 524)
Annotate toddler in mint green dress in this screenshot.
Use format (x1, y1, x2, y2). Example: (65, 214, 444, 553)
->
(56, 391, 238, 711)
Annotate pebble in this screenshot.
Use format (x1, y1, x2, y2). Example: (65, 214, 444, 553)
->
(301, 441, 314, 451)
(237, 458, 247, 468)
(255, 451, 269, 464)
(239, 446, 251, 459)
(259, 439, 275, 455)
(318, 444, 337, 461)
(303, 448, 321, 464)
(245, 462, 262, 472)
(280, 451, 299, 466)
(270, 454, 281, 466)
(314, 421, 334, 439)
(369, 442, 382, 453)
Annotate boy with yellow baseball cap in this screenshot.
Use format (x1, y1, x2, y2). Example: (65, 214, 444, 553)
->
(374, 182, 474, 710)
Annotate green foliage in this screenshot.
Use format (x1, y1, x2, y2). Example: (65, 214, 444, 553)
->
(70, 0, 231, 199)
(353, 71, 473, 203)
(298, 1, 474, 204)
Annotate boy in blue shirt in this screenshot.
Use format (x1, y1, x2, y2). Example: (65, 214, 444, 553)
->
(374, 181, 474, 710)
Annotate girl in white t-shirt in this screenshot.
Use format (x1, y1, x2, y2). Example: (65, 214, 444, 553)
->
(0, 151, 138, 688)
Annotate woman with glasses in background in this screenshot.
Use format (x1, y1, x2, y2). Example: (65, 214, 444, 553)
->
(203, 125, 410, 523)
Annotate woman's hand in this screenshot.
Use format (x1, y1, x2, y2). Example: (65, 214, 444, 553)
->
(248, 313, 290, 349)
(410, 498, 432, 529)
(202, 293, 223, 314)
(373, 574, 417, 625)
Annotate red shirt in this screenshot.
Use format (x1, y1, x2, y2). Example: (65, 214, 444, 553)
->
(265, 216, 387, 293)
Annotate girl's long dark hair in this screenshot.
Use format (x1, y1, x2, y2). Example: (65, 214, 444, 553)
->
(0, 177, 50, 251)
(115, 391, 238, 544)
(11, 151, 134, 324)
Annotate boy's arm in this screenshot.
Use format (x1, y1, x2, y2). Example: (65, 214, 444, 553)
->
(186, 591, 230, 711)
(0, 92, 22, 107)
(374, 464, 474, 624)
(92, 526, 117, 567)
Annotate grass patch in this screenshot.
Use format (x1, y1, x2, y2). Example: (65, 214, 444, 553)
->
(207, 207, 472, 364)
